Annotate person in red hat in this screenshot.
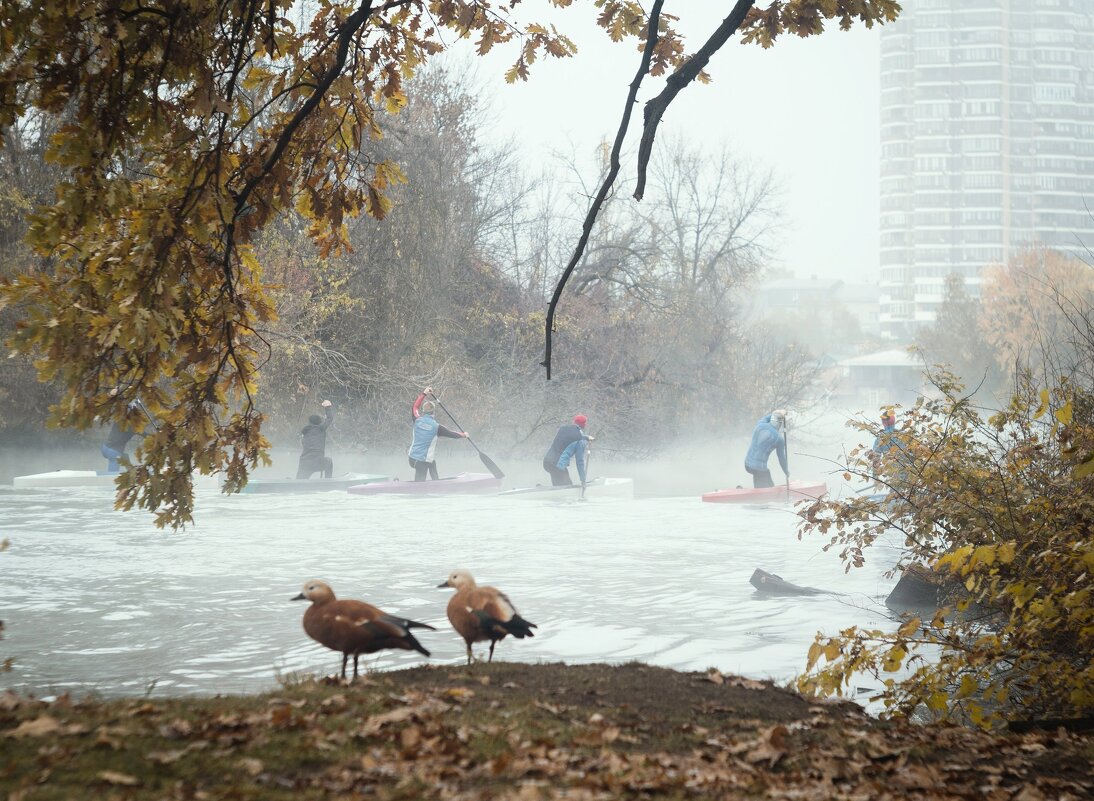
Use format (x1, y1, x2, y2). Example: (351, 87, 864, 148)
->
(868, 409, 898, 472)
(542, 414, 591, 486)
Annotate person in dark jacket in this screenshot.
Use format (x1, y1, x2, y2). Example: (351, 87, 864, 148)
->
(744, 409, 788, 488)
(407, 387, 467, 481)
(296, 400, 334, 479)
(543, 414, 591, 486)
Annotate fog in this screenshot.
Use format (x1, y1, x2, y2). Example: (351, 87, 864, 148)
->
(0, 405, 875, 503)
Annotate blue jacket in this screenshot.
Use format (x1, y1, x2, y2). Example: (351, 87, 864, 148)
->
(544, 423, 586, 464)
(872, 423, 897, 456)
(408, 394, 461, 462)
(557, 437, 588, 484)
(408, 414, 441, 462)
(745, 414, 788, 473)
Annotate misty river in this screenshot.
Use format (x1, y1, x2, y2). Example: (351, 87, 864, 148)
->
(0, 432, 906, 702)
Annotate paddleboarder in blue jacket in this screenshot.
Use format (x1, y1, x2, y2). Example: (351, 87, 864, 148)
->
(744, 409, 789, 489)
(408, 387, 467, 481)
(100, 399, 151, 473)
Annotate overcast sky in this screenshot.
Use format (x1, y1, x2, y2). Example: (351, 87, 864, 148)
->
(455, 4, 883, 285)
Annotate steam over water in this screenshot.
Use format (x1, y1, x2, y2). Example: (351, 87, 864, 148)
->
(1, 473, 904, 699)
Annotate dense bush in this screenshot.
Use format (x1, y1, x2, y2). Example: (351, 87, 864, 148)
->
(797, 371, 1093, 728)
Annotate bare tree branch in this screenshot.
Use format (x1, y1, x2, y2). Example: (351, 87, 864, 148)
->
(634, 0, 756, 201)
(541, 0, 665, 380)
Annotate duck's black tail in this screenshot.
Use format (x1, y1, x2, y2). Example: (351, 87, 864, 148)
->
(503, 614, 537, 639)
(402, 630, 431, 657)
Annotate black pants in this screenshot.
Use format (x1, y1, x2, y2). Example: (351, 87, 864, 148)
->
(409, 456, 439, 481)
(297, 454, 333, 479)
(746, 466, 774, 488)
(542, 456, 572, 486)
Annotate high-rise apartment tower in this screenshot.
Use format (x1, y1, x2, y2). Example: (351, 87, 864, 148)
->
(879, 0, 1094, 339)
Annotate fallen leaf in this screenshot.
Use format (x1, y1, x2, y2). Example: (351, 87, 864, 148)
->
(6, 715, 61, 738)
(1013, 787, 1047, 801)
(321, 694, 347, 709)
(238, 757, 264, 776)
(400, 726, 421, 750)
(147, 749, 187, 765)
(726, 677, 767, 691)
(98, 771, 140, 786)
(159, 718, 193, 738)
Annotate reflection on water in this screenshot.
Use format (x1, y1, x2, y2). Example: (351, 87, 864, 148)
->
(0, 484, 903, 698)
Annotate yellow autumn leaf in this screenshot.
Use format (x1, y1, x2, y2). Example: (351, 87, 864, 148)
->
(954, 674, 978, 699)
(384, 91, 408, 114)
(896, 617, 921, 637)
(806, 641, 824, 669)
(882, 645, 906, 672)
(1033, 388, 1050, 419)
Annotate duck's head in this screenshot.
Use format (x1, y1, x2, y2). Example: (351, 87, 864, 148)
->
(292, 580, 335, 603)
(438, 569, 475, 590)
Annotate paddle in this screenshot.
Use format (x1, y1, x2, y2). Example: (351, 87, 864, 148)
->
(135, 399, 159, 432)
(428, 393, 505, 479)
(784, 421, 791, 503)
(580, 439, 591, 501)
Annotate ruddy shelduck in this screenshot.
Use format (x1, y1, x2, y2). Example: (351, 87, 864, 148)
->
(292, 580, 434, 679)
(438, 570, 537, 664)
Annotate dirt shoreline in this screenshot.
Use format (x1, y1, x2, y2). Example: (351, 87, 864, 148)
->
(3, 662, 1091, 799)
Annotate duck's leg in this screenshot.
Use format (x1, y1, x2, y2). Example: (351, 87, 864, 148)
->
(340, 653, 349, 679)
(352, 654, 360, 679)
(465, 642, 473, 665)
(488, 640, 496, 662)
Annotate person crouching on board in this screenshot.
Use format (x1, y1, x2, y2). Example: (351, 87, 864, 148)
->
(744, 409, 789, 489)
(408, 387, 468, 481)
(542, 414, 592, 487)
(296, 400, 334, 479)
(100, 399, 148, 474)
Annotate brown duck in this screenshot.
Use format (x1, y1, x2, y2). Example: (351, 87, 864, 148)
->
(292, 580, 434, 679)
(438, 570, 537, 664)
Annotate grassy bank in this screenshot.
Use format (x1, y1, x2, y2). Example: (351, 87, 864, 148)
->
(3, 662, 1091, 800)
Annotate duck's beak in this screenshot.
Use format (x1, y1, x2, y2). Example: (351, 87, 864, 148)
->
(291, 592, 306, 601)
(436, 580, 450, 588)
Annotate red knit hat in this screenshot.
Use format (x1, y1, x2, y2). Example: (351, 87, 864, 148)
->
(573, 414, 587, 428)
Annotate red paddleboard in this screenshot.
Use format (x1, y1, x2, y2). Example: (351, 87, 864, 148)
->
(701, 481, 827, 504)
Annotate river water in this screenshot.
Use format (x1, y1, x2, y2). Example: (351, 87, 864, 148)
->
(0, 446, 905, 700)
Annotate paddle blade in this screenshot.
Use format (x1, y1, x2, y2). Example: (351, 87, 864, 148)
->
(478, 450, 504, 479)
